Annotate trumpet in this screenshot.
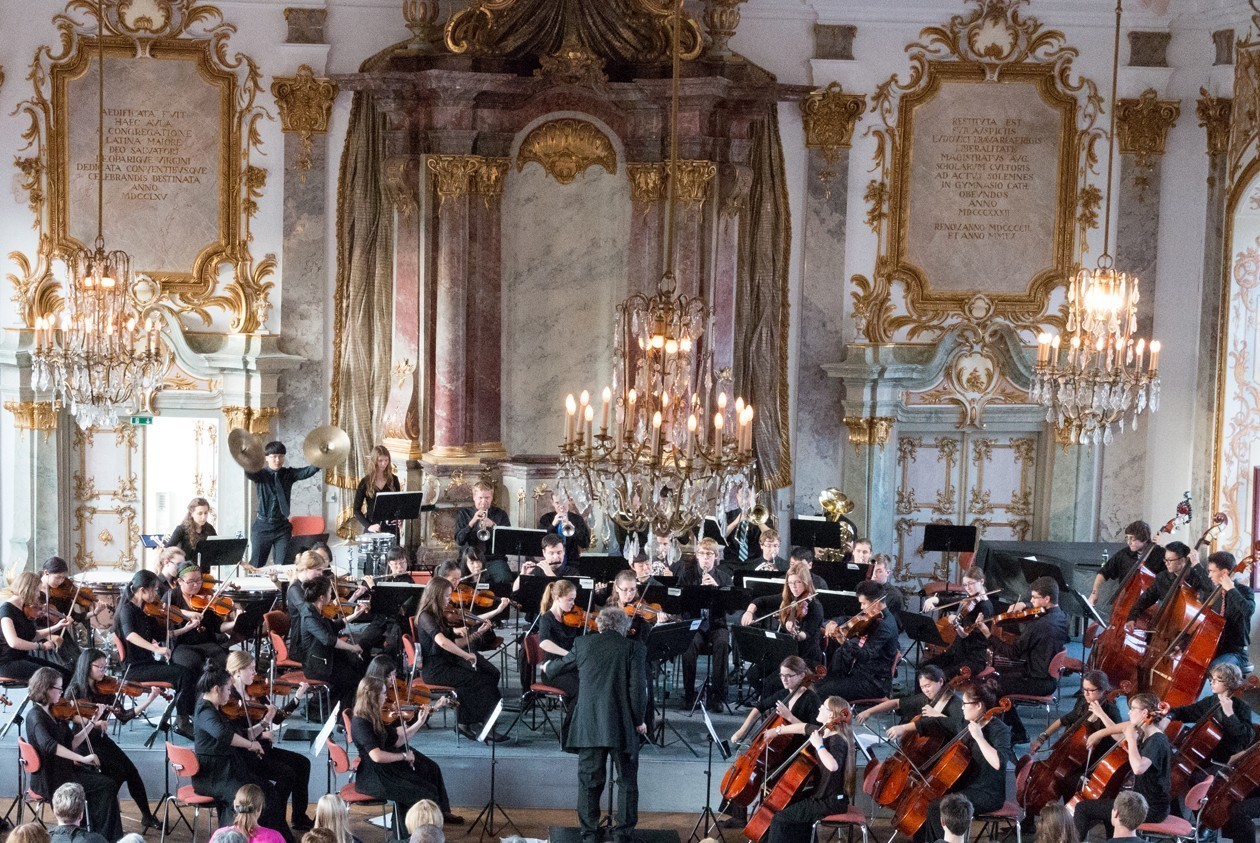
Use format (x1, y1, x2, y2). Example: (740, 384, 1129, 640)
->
(475, 509, 492, 542)
(560, 517, 576, 538)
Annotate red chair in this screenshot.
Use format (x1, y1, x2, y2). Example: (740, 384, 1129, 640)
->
(264, 609, 291, 640)
(502, 633, 568, 743)
(1139, 776, 1213, 843)
(1001, 649, 1070, 734)
(1, 738, 49, 829)
(159, 742, 218, 843)
(327, 735, 401, 834)
(268, 631, 330, 722)
(973, 802, 1023, 843)
(290, 516, 326, 537)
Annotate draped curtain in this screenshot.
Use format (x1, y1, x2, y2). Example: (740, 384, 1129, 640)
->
(735, 109, 793, 489)
(328, 89, 394, 488)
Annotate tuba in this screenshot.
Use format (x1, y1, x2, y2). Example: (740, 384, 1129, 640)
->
(817, 488, 856, 560)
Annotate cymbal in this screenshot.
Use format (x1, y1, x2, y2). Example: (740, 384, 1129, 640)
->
(228, 428, 265, 473)
(304, 424, 351, 469)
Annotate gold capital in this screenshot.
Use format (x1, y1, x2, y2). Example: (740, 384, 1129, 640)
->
(802, 82, 867, 194)
(1196, 88, 1232, 157)
(475, 157, 511, 203)
(1116, 89, 1180, 200)
(249, 407, 279, 436)
(271, 65, 339, 173)
(627, 163, 667, 208)
(222, 405, 251, 431)
(384, 156, 423, 219)
(4, 400, 59, 438)
(427, 155, 481, 205)
(667, 160, 718, 209)
(843, 416, 894, 449)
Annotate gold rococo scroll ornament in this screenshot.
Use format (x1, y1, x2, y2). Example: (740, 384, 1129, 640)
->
(11, 0, 273, 334)
(271, 64, 339, 174)
(517, 119, 618, 186)
(844, 416, 895, 449)
(853, 0, 1101, 344)
(802, 82, 867, 194)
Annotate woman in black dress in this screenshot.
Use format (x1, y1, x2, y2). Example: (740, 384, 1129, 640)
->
(165, 497, 217, 563)
(225, 650, 314, 830)
(111, 569, 198, 730)
(167, 563, 232, 667)
(350, 676, 462, 824)
(853, 664, 965, 739)
(191, 666, 293, 842)
(764, 695, 857, 843)
(414, 577, 503, 741)
(24, 667, 123, 840)
(0, 572, 71, 682)
(353, 445, 402, 538)
(536, 579, 582, 698)
(65, 648, 164, 830)
(298, 575, 367, 712)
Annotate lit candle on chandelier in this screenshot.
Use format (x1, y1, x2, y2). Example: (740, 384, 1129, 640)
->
(1149, 340, 1160, 372)
(652, 411, 663, 458)
(565, 394, 577, 446)
(600, 387, 611, 434)
(714, 411, 724, 447)
(686, 414, 697, 462)
(584, 404, 594, 454)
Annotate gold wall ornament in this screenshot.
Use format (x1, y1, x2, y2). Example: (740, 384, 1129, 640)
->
(801, 82, 867, 195)
(12, 0, 272, 334)
(392, 359, 416, 390)
(4, 400, 60, 438)
(703, 0, 748, 59)
(221, 405, 251, 430)
(248, 407, 278, 436)
(517, 119, 618, 186)
(1116, 89, 1180, 201)
(627, 162, 667, 208)
(667, 160, 717, 208)
(1196, 89, 1232, 157)
(474, 157, 510, 204)
(383, 156, 422, 219)
(535, 35, 608, 88)
(402, 0, 440, 53)
(270, 64, 339, 174)
(843, 416, 895, 449)
(426, 154, 481, 205)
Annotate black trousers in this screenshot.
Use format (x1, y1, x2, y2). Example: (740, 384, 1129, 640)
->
(251, 519, 293, 568)
(996, 672, 1056, 742)
(259, 742, 312, 820)
(127, 659, 197, 716)
(767, 795, 848, 843)
(577, 748, 639, 842)
(0, 654, 70, 683)
(423, 655, 502, 727)
(1226, 797, 1260, 843)
(96, 732, 155, 818)
(683, 627, 731, 699)
(1073, 796, 1169, 840)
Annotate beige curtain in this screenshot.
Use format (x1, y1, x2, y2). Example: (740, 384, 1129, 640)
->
(329, 90, 394, 489)
(735, 108, 792, 489)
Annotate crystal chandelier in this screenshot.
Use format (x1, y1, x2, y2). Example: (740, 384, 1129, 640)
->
(1030, 0, 1159, 446)
(31, 0, 167, 429)
(556, 1, 756, 540)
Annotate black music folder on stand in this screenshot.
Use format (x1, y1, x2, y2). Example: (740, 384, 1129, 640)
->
(283, 532, 329, 566)
(790, 517, 845, 551)
(492, 527, 545, 559)
(924, 524, 978, 584)
(198, 537, 249, 574)
(369, 582, 426, 617)
(899, 610, 949, 668)
(742, 576, 787, 601)
(576, 554, 629, 584)
(512, 575, 559, 614)
(370, 490, 429, 524)
(701, 518, 729, 546)
(813, 588, 860, 620)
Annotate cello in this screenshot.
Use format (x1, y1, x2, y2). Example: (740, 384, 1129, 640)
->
(1163, 674, 1260, 795)
(892, 698, 1012, 838)
(871, 667, 971, 807)
(1066, 703, 1163, 811)
(1017, 681, 1130, 816)
(1200, 738, 1260, 830)
(721, 708, 799, 807)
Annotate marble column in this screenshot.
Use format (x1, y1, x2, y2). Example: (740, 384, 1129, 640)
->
(426, 155, 480, 458)
(466, 157, 509, 456)
(626, 163, 666, 298)
(382, 155, 424, 462)
(711, 162, 752, 379)
(668, 161, 717, 299)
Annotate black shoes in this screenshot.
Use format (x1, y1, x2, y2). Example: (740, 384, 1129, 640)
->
(443, 814, 465, 826)
(292, 815, 315, 832)
(457, 724, 480, 741)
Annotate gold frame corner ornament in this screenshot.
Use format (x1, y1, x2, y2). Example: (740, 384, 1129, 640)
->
(801, 82, 866, 194)
(516, 119, 618, 186)
(271, 64, 339, 174)
(844, 416, 895, 449)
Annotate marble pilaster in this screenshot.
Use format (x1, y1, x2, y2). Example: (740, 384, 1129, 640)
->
(627, 163, 666, 298)
(467, 158, 508, 455)
(710, 163, 751, 377)
(382, 155, 424, 460)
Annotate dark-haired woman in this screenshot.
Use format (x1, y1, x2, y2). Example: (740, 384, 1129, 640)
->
(110, 569, 198, 730)
(853, 664, 964, 739)
(921, 566, 995, 679)
(165, 497, 217, 564)
(191, 666, 293, 842)
(25, 667, 123, 840)
(66, 648, 164, 829)
(353, 445, 402, 538)
(414, 577, 503, 741)
(298, 575, 367, 712)
(351, 677, 462, 825)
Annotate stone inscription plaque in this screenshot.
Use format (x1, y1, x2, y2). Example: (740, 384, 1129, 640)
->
(902, 80, 1063, 293)
(66, 52, 223, 276)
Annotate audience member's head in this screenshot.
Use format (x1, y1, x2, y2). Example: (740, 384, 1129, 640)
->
(410, 824, 445, 843)
(939, 793, 973, 840)
(406, 799, 443, 833)
(215, 833, 248, 843)
(117, 835, 147, 843)
(1034, 803, 1079, 843)
(1112, 791, 1149, 835)
(9, 824, 51, 843)
(302, 831, 337, 843)
(51, 782, 87, 825)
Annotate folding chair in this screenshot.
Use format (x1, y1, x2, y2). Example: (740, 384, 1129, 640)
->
(158, 742, 218, 843)
(1, 738, 49, 828)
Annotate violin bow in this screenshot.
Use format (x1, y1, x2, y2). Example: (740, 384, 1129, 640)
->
(749, 594, 812, 627)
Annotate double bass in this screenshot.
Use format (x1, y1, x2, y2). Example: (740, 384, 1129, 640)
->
(871, 667, 971, 807)
(1017, 681, 1131, 816)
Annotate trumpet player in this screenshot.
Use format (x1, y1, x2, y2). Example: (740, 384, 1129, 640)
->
(454, 481, 512, 585)
(538, 493, 590, 564)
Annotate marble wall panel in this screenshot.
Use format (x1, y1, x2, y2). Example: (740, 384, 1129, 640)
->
(501, 164, 631, 457)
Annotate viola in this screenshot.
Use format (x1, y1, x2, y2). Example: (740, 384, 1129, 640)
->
(1066, 706, 1162, 811)
(142, 600, 189, 625)
(1018, 681, 1131, 816)
(321, 602, 358, 620)
(892, 698, 1012, 837)
(744, 707, 853, 843)
(49, 699, 104, 721)
(961, 605, 1046, 637)
(824, 601, 884, 643)
(383, 693, 453, 725)
(720, 712, 796, 806)
(451, 583, 496, 611)
(560, 606, 599, 632)
(243, 678, 302, 698)
(48, 580, 96, 611)
(27, 600, 66, 624)
(189, 592, 235, 617)
(1166, 674, 1260, 794)
(872, 667, 972, 807)
(221, 699, 277, 724)
(1200, 739, 1260, 829)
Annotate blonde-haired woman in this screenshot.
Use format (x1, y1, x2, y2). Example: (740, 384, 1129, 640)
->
(313, 795, 362, 843)
(209, 784, 286, 843)
(536, 579, 582, 699)
(763, 696, 857, 843)
(405, 800, 443, 833)
(353, 445, 401, 536)
(0, 571, 71, 681)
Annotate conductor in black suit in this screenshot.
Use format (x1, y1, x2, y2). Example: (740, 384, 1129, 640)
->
(560, 604, 649, 843)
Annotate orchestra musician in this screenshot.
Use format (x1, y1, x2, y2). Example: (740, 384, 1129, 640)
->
(458, 549, 513, 620)
(165, 497, 217, 564)
(65, 648, 164, 831)
(353, 445, 402, 538)
(535, 580, 584, 705)
(453, 481, 513, 586)
(350, 676, 462, 825)
(814, 581, 899, 703)
(751, 529, 788, 574)
(512, 534, 579, 591)
(921, 566, 995, 680)
(155, 546, 184, 598)
(678, 538, 734, 712)
(191, 666, 293, 842)
(39, 557, 91, 665)
(913, 677, 1012, 843)
(723, 487, 762, 568)
(604, 570, 662, 640)
(850, 539, 872, 569)
(24, 667, 124, 841)
(225, 651, 315, 831)
(853, 664, 963, 739)
(297, 574, 367, 712)
(111, 569, 199, 733)
(245, 441, 321, 568)
(168, 563, 233, 667)
(1159, 662, 1254, 767)
(761, 696, 857, 843)
(1125, 541, 1208, 623)
(1089, 521, 1166, 606)
(538, 493, 591, 564)
(285, 551, 330, 660)
(1028, 669, 1119, 755)
(340, 546, 414, 659)
(413, 577, 505, 742)
(973, 576, 1069, 745)
(789, 547, 828, 590)
(867, 553, 905, 617)
(739, 563, 823, 696)
(1, 571, 72, 682)
(1205, 550, 1255, 671)
(1073, 692, 1171, 837)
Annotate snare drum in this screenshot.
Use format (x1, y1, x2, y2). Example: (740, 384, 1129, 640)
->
(224, 576, 280, 607)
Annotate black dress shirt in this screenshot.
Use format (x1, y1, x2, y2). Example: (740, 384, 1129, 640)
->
(1211, 586, 1256, 657)
(989, 605, 1070, 680)
(353, 475, 401, 531)
(245, 465, 320, 523)
(1169, 695, 1255, 763)
(537, 510, 592, 562)
(454, 506, 511, 558)
(1102, 543, 1166, 583)
(1129, 565, 1210, 620)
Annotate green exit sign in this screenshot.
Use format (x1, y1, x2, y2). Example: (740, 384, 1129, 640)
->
(130, 415, 154, 426)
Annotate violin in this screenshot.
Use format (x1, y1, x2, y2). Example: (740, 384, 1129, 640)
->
(561, 606, 599, 632)
(451, 583, 496, 611)
(962, 605, 1046, 636)
(743, 706, 853, 843)
(27, 600, 66, 624)
(383, 693, 454, 725)
(47, 580, 96, 612)
(872, 667, 972, 807)
(623, 600, 662, 623)
(221, 699, 278, 724)
(189, 592, 235, 617)
(243, 678, 302, 698)
(321, 602, 358, 620)
(97, 676, 171, 700)
(824, 600, 884, 643)
(142, 600, 189, 624)
(49, 699, 104, 721)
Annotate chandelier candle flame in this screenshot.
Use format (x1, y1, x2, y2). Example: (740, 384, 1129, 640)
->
(1029, 0, 1160, 447)
(30, 0, 169, 428)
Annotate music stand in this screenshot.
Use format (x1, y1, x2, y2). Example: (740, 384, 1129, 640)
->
(701, 517, 729, 546)
(370, 491, 427, 524)
(813, 560, 869, 592)
(513, 575, 560, 617)
(282, 532, 329, 566)
(741, 576, 786, 601)
(643, 620, 699, 755)
(732, 625, 797, 704)
(369, 582, 425, 617)
(813, 589, 860, 620)
(923, 524, 978, 584)
(790, 517, 844, 552)
(468, 700, 521, 842)
(492, 527, 545, 559)
(197, 537, 249, 575)
(576, 554, 629, 584)
(899, 610, 949, 668)
(689, 704, 734, 843)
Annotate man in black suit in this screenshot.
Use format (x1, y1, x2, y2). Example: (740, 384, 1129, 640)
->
(561, 604, 648, 843)
(454, 481, 513, 584)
